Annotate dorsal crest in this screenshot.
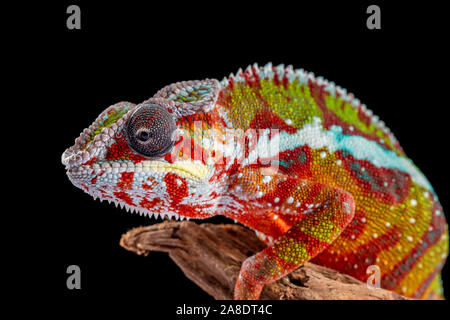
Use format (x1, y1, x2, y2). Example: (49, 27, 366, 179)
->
(218, 62, 402, 155)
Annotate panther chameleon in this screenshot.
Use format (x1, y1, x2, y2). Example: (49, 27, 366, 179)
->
(62, 63, 448, 299)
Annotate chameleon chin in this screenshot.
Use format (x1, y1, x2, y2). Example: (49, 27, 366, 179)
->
(62, 63, 448, 300)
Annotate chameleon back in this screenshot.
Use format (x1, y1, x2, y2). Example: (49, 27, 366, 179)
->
(216, 63, 448, 299)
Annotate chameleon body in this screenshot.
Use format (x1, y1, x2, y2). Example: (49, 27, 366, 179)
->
(62, 63, 448, 299)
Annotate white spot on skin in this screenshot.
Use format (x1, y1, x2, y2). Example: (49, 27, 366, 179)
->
(202, 138, 211, 148)
(274, 197, 280, 203)
(373, 233, 378, 239)
(256, 191, 263, 197)
(336, 159, 342, 166)
(385, 222, 391, 227)
(361, 217, 366, 223)
(351, 235, 355, 239)
(423, 191, 429, 199)
(273, 214, 278, 220)
(237, 173, 243, 178)
(287, 196, 294, 204)
(409, 218, 415, 224)
(343, 202, 351, 214)
(410, 199, 417, 206)
(286, 119, 293, 125)
(262, 175, 272, 183)
(383, 181, 388, 187)
(320, 151, 327, 158)
(407, 236, 413, 242)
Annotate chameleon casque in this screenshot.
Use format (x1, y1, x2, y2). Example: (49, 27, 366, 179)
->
(62, 63, 448, 300)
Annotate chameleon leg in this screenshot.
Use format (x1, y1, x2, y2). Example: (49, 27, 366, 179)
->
(232, 173, 355, 299)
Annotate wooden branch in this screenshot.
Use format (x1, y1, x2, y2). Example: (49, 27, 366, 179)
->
(120, 221, 408, 300)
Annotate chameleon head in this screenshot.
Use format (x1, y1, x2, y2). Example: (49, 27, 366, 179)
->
(62, 79, 224, 220)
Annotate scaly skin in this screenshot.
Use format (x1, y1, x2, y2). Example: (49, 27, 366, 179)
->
(62, 63, 448, 299)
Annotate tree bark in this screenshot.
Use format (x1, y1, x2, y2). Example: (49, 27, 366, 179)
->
(120, 221, 408, 300)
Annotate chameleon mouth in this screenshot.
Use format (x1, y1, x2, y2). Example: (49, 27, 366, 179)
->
(65, 159, 211, 183)
(135, 160, 210, 180)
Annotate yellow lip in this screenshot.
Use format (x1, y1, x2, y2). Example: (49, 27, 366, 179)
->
(140, 160, 210, 180)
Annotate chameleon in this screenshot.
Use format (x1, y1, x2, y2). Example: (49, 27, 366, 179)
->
(62, 63, 448, 300)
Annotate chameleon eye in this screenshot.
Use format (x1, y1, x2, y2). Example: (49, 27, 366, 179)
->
(125, 104, 176, 158)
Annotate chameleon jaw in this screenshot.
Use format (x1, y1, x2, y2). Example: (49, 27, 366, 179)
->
(108, 197, 190, 221)
(86, 187, 191, 221)
(71, 167, 194, 222)
(66, 158, 213, 221)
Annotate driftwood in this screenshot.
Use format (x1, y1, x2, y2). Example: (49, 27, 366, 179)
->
(120, 221, 408, 300)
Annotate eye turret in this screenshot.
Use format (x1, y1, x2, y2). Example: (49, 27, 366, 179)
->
(125, 104, 176, 158)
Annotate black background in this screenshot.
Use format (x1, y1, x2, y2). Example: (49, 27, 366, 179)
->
(17, 0, 449, 315)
